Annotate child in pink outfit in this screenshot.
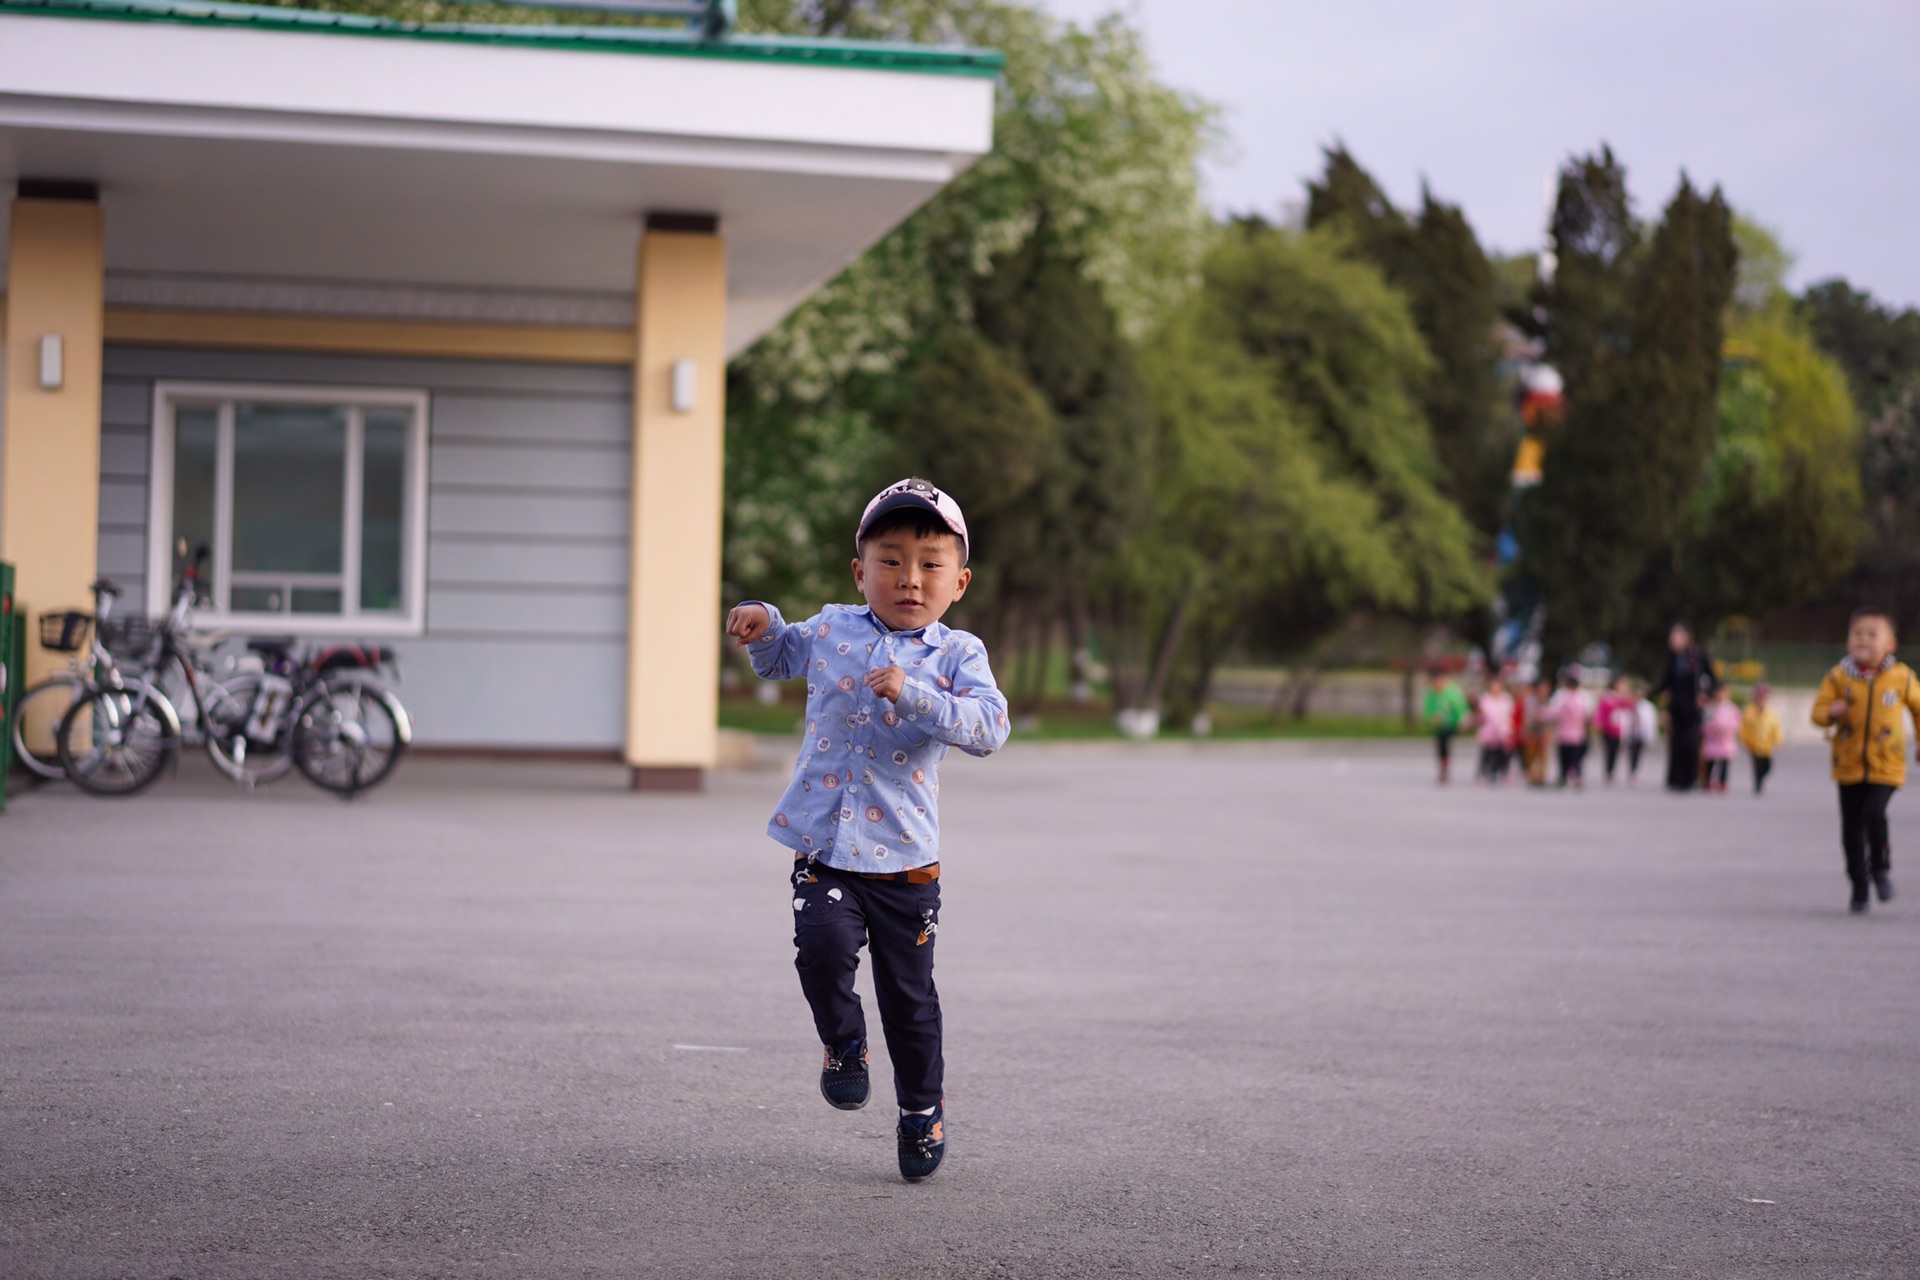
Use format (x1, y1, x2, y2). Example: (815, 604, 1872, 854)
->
(1475, 678, 1516, 784)
(1547, 673, 1593, 789)
(1700, 685, 1741, 792)
(1595, 675, 1635, 785)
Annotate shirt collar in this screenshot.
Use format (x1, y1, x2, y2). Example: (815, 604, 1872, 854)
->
(1842, 653, 1897, 680)
(857, 605, 949, 646)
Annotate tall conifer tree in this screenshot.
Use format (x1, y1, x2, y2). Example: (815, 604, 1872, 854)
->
(1523, 154, 1735, 668)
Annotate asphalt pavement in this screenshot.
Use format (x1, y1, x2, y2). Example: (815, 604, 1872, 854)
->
(1, 738, 1916, 1278)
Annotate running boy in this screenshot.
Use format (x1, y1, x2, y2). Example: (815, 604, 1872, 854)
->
(1810, 608, 1920, 913)
(725, 477, 1008, 1180)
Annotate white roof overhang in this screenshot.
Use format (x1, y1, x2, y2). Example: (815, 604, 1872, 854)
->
(0, 11, 998, 355)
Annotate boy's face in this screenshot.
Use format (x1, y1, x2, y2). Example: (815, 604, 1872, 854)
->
(1754, 687, 1770, 706)
(853, 530, 970, 632)
(1848, 615, 1896, 667)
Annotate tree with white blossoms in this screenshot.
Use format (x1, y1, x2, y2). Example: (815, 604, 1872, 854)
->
(725, 0, 1217, 625)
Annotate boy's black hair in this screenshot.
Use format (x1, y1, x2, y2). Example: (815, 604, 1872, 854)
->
(858, 507, 963, 555)
(1850, 605, 1896, 631)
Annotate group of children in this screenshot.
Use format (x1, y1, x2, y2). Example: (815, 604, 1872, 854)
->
(724, 472, 1920, 1183)
(1426, 670, 1784, 794)
(1423, 607, 1920, 915)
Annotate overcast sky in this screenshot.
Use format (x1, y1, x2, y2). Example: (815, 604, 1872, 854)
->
(1039, 0, 1920, 308)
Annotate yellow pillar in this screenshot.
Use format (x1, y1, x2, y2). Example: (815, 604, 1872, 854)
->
(2, 194, 105, 710)
(626, 218, 727, 791)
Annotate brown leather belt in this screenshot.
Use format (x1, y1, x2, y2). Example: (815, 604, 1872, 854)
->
(797, 856, 939, 885)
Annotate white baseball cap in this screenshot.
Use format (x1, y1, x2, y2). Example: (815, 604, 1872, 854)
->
(855, 477, 970, 564)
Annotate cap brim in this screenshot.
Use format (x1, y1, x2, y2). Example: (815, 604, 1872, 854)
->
(858, 494, 968, 561)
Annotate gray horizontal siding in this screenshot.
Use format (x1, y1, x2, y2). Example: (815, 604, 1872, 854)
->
(99, 346, 635, 748)
(101, 379, 152, 430)
(99, 478, 147, 527)
(429, 538, 628, 589)
(97, 531, 147, 585)
(428, 491, 628, 539)
(96, 374, 154, 603)
(394, 636, 625, 747)
(431, 440, 628, 491)
(429, 392, 630, 446)
(426, 585, 625, 638)
(100, 428, 150, 478)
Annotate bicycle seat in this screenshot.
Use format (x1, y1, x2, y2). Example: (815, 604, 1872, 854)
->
(246, 636, 296, 658)
(314, 644, 395, 673)
(90, 577, 122, 599)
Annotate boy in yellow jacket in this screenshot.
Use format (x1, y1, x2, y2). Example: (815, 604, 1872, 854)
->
(1810, 608, 1920, 912)
(1739, 682, 1783, 794)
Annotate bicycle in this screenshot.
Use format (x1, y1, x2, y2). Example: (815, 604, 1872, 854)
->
(54, 559, 259, 796)
(7, 578, 170, 782)
(240, 638, 413, 797)
(56, 554, 413, 798)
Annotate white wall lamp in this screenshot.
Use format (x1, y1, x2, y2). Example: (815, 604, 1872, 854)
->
(38, 334, 64, 390)
(670, 358, 697, 414)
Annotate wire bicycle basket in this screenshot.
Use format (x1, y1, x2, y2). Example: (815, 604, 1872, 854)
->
(38, 610, 92, 653)
(96, 614, 161, 661)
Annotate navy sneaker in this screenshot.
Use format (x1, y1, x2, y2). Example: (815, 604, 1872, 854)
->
(1875, 873, 1895, 903)
(897, 1104, 946, 1182)
(820, 1038, 869, 1110)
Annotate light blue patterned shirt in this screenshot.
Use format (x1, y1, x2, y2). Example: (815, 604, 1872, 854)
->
(745, 602, 1009, 871)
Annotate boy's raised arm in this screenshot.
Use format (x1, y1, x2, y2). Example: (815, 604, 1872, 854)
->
(729, 602, 812, 682)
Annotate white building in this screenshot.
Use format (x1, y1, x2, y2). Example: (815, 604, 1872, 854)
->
(0, 0, 998, 787)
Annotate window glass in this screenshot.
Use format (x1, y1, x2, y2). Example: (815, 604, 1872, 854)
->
(172, 406, 219, 606)
(160, 389, 422, 630)
(291, 587, 344, 615)
(232, 403, 346, 576)
(361, 410, 408, 613)
(231, 585, 285, 613)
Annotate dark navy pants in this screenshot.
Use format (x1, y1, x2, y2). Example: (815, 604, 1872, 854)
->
(1839, 782, 1895, 892)
(791, 859, 943, 1111)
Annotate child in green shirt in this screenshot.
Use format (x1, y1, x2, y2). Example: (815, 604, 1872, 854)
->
(1424, 668, 1471, 785)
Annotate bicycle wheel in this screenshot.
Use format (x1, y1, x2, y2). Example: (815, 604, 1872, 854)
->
(291, 681, 407, 796)
(200, 672, 297, 786)
(56, 685, 180, 797)
(9, 676, 87, 780)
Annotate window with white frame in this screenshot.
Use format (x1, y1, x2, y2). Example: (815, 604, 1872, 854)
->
(148, 384, 429, 635)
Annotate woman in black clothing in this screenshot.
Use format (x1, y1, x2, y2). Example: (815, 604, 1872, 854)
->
(1650, 622, 1718, 792)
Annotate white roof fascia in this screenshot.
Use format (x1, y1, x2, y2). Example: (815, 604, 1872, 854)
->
(0, 15, 995, 166)
(0, 95, 978, 186)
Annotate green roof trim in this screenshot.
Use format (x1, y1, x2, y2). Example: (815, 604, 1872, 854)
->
(0, 0, 1006, 77)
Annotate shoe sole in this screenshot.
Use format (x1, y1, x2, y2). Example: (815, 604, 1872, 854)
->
(821, 1081, 869, 1111)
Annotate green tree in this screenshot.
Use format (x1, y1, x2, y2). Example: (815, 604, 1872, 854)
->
(1687, 310, 1861, 624)
(1522, 154, 1737, 671)
(1799, 279, 1920, 417)
(961, 232, 1155, 703)
(1306, 148, 1507, 540)
(1106, 224, 1488, 722)
(723, 1, 1214, 626)
(1797, 280, 1920, 628)
(1858, 383, 1920, 628)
